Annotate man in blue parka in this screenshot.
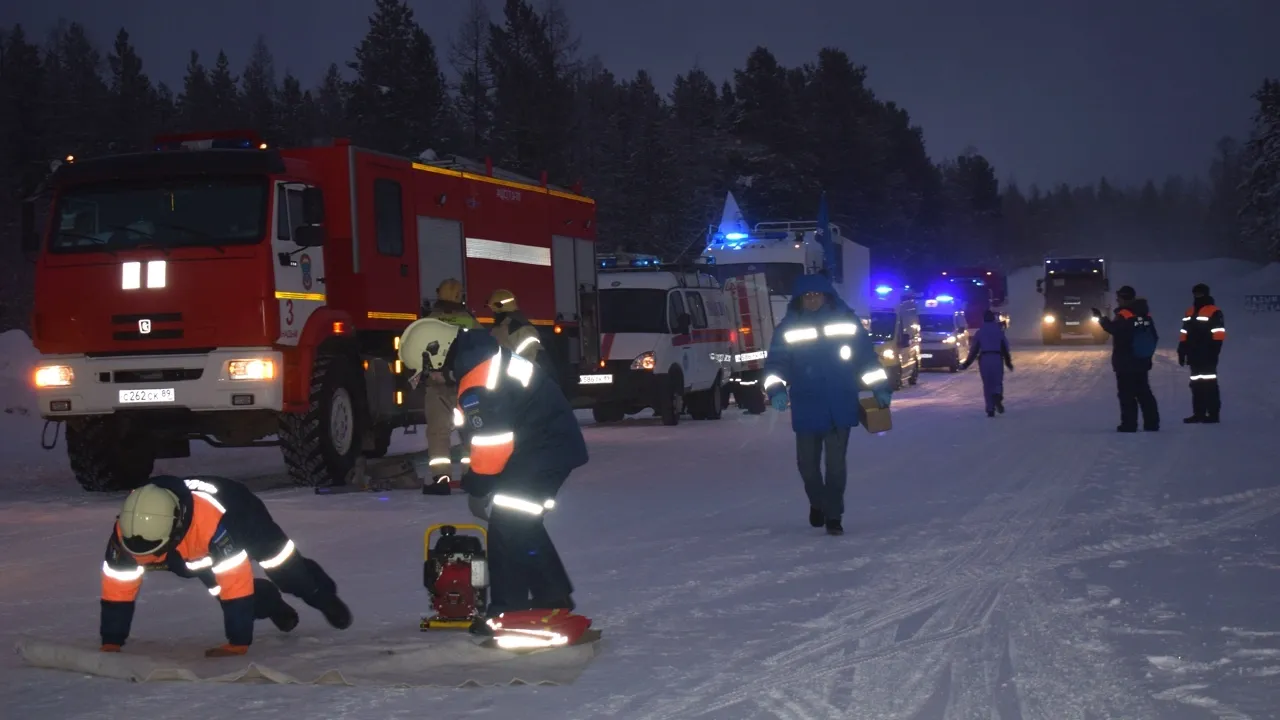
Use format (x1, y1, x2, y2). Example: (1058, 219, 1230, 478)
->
(763, 274, 892, 535)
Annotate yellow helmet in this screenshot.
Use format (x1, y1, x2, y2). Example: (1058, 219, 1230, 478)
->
(437, 278, 464, 304)
(487, 289, 517, 313)
(118, 485, 181, 555)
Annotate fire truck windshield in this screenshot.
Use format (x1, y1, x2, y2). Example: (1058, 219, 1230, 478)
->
(711, 262, 803, 296)
(599, 289, 670, 334)
(48, 177, 268, 253)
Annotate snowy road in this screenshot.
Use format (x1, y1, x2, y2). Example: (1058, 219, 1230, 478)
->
(2, 342, 1279, 719)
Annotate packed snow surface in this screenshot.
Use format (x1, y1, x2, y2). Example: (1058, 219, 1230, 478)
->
(2, 260, 1279, 719)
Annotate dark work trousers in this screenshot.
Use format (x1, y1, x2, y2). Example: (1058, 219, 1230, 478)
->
(1116, 371, 1160, 430)
(978, 353, 1006, 413)
(485, 478, 573, 616)
(1188, 362, 1221, 419)
(229, 493, 338, 618)
(796, 427, 852, 520)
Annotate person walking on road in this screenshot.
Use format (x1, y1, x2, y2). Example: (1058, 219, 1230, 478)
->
(762, 274, 892, 536)
(960, 310, 1014, 417)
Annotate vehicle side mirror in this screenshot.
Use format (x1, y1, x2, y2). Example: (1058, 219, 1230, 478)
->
(675, 313, 692, 335)
(293, 224, 326, 247)
(301, 187, 326, 225)
(20, 201, 39, 255)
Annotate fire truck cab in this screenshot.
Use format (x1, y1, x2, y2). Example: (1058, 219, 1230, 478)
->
(21, 132, 598, 492)
(580, 253, 732, 425)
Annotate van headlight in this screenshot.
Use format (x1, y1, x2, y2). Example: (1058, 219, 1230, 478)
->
(881, 348, 895, 359)
(1043, 314, 1056, 324)
(630, 352, 656, 371)
(227, 359, 276, 380)
(942, 335, 957, 344)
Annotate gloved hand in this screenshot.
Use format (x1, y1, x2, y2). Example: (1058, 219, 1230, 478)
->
(467, 493, 490, 521)
(872, 387, 892, 409)
(770, 391, 788, 412)
(1090, 307, 1102, 319)
(1177, 349, 1186, 367)
(205, 644, 248, 657)
(1006, 362, 1014, 372)
(100, 643, 122, 653)
(459, 471, 492, 498)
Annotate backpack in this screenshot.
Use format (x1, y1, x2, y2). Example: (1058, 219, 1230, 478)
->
(1131, 316, 1157, 359)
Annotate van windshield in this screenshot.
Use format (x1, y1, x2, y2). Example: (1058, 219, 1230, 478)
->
(599, 289, 669, 334)
(919, 315, 956, 333)
(49, 176, 269, 253)
(868, 312, 896, 341)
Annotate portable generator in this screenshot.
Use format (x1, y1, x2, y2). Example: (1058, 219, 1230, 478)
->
(420, 523, 488, 630)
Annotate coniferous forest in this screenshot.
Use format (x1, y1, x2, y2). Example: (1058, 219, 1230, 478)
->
(2, 0, 1278, 333)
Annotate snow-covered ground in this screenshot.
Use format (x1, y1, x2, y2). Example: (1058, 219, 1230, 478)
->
(2, 260, 1279, 719)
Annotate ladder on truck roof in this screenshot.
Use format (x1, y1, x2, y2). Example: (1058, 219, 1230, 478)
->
(753, 220, 844, 237)
(597, 253, 719, 289)
(419, 154, 578, 195)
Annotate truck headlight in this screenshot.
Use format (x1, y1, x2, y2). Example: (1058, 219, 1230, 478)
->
(942, 335, 957, 344)
(1090, 315, 1100, 323)
(1043, 315, 1055, 324)
(34, 365, 74, 388)
(881, 348, 895, 359)
(630, 352, 656, 371)
(227, 359, 276, 380)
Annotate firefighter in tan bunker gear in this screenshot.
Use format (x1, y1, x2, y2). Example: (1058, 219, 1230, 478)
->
(487, 290, 544, 362)
(423, 279, 480, 494)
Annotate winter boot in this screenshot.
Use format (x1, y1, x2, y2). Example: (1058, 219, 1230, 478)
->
(1183, 415, 1204, 424)
(1116, 425, 1137, 433)
(1203, 415, 1220, 424)
(311, 593, 353, 630)
(987, 410, 995, 418)
(422, 474, 452, 495)
(825, 518, 844, 536)
(270, 602, 300, 633)
(994, 394, 1005, 414)
(809, 506, 825, 528)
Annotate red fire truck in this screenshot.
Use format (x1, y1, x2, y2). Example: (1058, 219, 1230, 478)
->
(20, 131, 600, 492)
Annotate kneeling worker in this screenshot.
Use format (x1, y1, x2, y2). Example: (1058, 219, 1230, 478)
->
(399, 318, 587, 629)
(100, 475, 352, 656)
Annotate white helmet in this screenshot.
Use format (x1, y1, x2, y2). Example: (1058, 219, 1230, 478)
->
(399, 317, 464, 372)
(118, 485, 181, 555)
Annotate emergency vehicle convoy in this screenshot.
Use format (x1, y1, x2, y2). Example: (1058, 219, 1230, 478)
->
(21, 131, 600, 492)
(933, 267, 1009, 331)
(578, 253, 734, 425)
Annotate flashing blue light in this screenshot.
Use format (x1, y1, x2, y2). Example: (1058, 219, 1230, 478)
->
(935, 294, 954, 303)
(724, 232, 748, 241)
(874, 285, 893, 296)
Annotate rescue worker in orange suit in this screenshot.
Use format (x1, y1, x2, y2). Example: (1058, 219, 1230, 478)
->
(1179, 283, 1226, 423)
(100, 475, 352, 656)
(422, 278, 481, 494)
(399, 318, 587, 632)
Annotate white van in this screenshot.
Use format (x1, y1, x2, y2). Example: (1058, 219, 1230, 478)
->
(578, 254, 732, 425)
(917, 298, 969, 373)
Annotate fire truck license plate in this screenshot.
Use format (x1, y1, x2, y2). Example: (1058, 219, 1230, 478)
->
(579, 374, 612, 385)
(118, 388, 176, 404)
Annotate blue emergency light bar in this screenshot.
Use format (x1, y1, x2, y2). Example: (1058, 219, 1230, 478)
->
(598, 252, 663, 269)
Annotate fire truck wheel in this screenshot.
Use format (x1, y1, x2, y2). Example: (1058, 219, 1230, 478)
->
(66, 417, 155, 492)
(278, 353, 366, 487)
(363, 423, 394, 459)
(591, 404, 625, 423)
(657, 372, 682, 426)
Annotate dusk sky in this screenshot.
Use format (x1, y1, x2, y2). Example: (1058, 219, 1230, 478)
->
(6, 0, 1278, 189)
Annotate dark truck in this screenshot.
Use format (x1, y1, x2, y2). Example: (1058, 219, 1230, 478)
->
(1036, 257, 1109, 344)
